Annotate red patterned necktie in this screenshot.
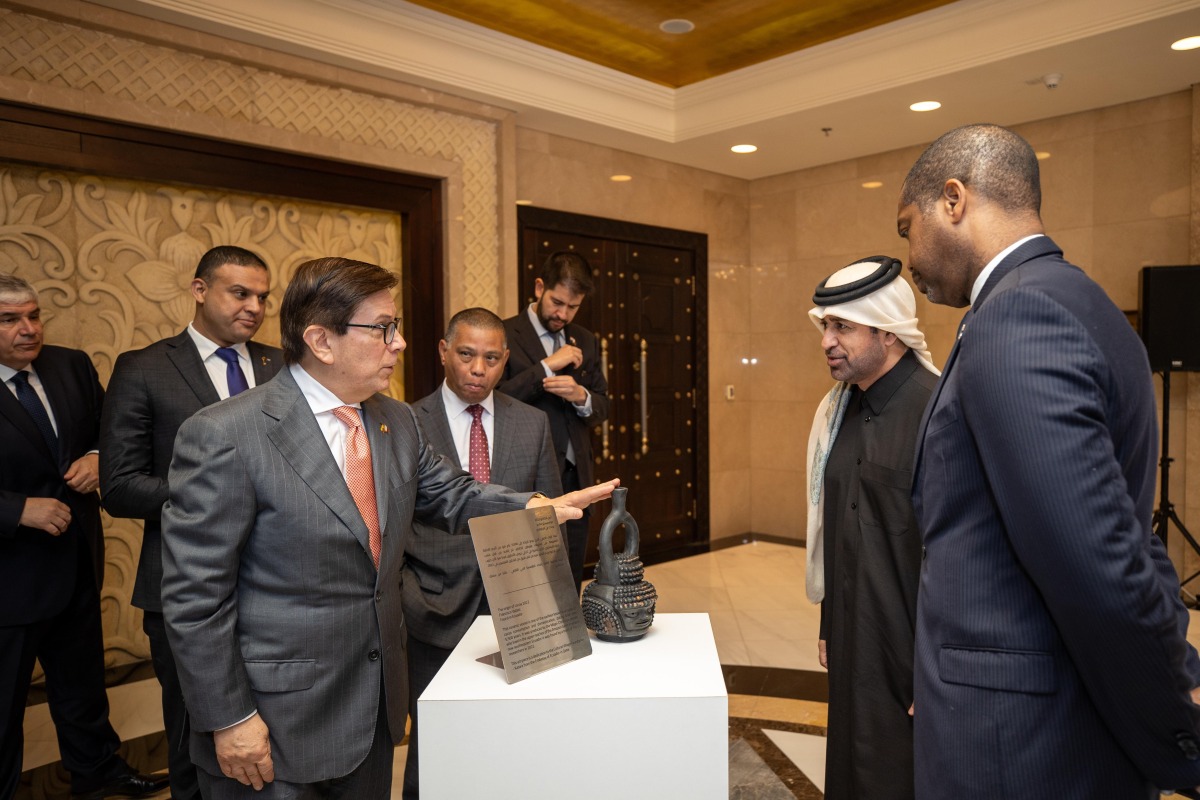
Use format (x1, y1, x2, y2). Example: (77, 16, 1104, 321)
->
(467, 404, 490, 483)
(332, 406, 381, 569)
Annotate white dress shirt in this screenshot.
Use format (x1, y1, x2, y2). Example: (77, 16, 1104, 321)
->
(970, 234, 1045, 306)
(187, 324, 257, 400)
(440, 380, 495, 469)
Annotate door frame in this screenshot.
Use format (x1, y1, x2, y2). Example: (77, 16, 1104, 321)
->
(518, 205, 710, 562)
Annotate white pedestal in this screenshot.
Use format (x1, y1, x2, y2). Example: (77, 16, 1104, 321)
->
(419, 612, 728, 799)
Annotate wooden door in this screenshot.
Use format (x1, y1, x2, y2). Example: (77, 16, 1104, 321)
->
(517, 207, 709, 566)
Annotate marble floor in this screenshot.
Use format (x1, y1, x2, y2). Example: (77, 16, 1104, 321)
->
(19, 540, 1200, 798)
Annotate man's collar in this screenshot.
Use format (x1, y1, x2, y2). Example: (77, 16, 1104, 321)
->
(969, 234, 1045, 306)
(860, 349, 919, 415)
(526, 304, 552, 339)
(289, 363, 354, 414)
(440, 380, 494, 416)
(187, 323, 249, 359)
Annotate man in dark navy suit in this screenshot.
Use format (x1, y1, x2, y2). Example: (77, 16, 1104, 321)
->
(899, 123, 1200, 799)
(0, 273, 166, 800)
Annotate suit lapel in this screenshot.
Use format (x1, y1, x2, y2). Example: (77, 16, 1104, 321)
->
(513, 312, 548, 366)
(420, 396, 461, 470)
(490, 394, 513, 481)
(0, 368, 58, 467)
(166, 331, 221, 406)
(248, 341, 279, 385)
(263, 370, 373, 560)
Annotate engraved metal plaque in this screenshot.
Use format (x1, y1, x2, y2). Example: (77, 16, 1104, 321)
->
(469, 506, 592, 683)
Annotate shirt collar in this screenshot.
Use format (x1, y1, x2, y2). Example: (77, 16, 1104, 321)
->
(289, 363, 355, 415)
(860, 349, 919, 416)
(187, 323, 249, 361)
(440, 380, 494, 417)
(969, 234, 1045, 305)
(0, 361, 34, 384)
(527, 304, 555, 340)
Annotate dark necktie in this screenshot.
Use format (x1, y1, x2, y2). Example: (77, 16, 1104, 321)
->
(467, 404, 490, 483)
(214, 347, 249, 396)
(11, 370, 58, 454)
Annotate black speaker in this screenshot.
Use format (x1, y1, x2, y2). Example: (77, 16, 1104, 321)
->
(1139, 265, 1200, 372)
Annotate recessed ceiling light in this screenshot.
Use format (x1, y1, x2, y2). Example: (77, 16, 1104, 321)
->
(610, 174, 632, 182)
(1171, 36, 1200, 50)
(861, 181, 883, 189)
(1035, 151, 1051, 160)
(910, 101, 942, 112)
(660, 19, 695, 34)
(730, 144, 758, 154)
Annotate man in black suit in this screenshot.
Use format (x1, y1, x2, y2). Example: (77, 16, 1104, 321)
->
(0, 273, 165, 800)
(401, 307, 561, 799)
(101, 245, 280, 800)
(500, 251, 609, 595)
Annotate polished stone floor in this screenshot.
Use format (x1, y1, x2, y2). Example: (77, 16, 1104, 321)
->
(20, 540, 1200, 798)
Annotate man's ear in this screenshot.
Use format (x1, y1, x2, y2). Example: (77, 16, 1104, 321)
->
(943, 179, 966, 222)
(303, 325, 335, 365)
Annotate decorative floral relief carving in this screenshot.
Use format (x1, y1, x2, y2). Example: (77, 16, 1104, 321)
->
(0, 164, 403, 669)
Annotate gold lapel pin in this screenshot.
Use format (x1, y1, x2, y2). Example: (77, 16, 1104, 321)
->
(261, 356, 271, 366)
(380, 423, 389, 433)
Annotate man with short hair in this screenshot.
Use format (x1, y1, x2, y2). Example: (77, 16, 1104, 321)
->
(0, 273, 166, 800)
(501, 251, 609, 594)
(401, 307, 561, 799)
(101, 245, 281, 800)
(162, 257, 615, 799)
(805, 257, 938, 800)
(898, 123, 1200, 798)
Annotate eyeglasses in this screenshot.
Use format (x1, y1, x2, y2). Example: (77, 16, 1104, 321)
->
(345, 317, 401, 344)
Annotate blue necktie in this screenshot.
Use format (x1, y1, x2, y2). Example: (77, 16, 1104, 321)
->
(11, 370, 58, 454)
(215, 347, 249, 397)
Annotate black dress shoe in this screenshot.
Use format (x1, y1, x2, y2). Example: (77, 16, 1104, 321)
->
(71, 771, 170, 800)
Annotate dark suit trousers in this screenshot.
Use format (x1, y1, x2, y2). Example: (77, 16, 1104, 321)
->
(562, 462, 589, 596)
(0, 548, 125, 798)
(143, 610, 203, 800)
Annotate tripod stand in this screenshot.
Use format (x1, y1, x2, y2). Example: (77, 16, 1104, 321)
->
(1153, 368, 1200, 602)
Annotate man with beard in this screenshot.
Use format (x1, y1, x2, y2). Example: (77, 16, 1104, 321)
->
(500, 251, 609, 595)
(805, 257, 938, 800)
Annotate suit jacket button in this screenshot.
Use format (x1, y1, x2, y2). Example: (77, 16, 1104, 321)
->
(1177, 733, 1199, 760)
(921, 546, 927, 560)
(375, 591, 383, 602)
(368, 649, 380, 662)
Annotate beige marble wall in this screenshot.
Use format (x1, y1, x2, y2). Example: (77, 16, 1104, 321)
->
(515, 128, 753, 541)
(519, 90, 1196, 550)
(744, 90, 1194, 543)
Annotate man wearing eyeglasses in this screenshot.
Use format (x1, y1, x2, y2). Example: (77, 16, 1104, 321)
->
(400, 307, 560, 799)
(100, 245, 280, 800)
(160, 258, 616, 799)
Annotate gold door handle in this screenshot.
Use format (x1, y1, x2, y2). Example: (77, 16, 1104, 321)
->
(600, 337, 610, 460)
(639, 339, 649, 455)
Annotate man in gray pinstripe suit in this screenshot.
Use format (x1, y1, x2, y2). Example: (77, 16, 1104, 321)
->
(161, 258, 616, 799)
(400, 307, 561, 799)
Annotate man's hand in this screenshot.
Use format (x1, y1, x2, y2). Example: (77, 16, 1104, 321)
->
(543, 344, 583, 373)
(527, 478, 620, 524)
(214, 714, 274, 790)
(20, 497, 71, 535)
(818, 639, 828, 669)
(64, 453, 99, 494)
(542, 375, 587, 404)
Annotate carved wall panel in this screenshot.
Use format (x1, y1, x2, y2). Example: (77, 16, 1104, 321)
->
(1, 162, 403, 669)
(0, 6, 502, 309)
